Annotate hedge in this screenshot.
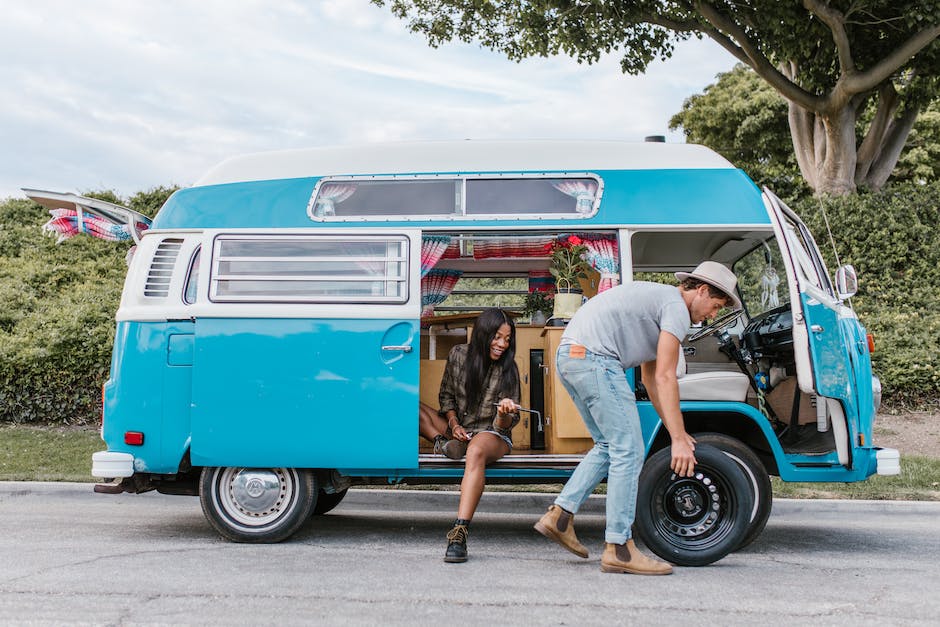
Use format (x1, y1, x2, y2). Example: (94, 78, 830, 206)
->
(0, 190, 172, 425)
(794, 183, 940, 407)
(0, 183, 936, 424)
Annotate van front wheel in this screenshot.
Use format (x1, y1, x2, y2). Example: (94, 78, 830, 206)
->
(199, 467, 317, 543)
(635, 443, 752, 567)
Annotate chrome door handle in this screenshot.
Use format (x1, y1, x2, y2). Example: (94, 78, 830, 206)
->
(381, 345, 413, 352)
(810, 324, 824, 333)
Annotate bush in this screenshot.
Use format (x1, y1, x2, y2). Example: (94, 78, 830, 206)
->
(794, 181, 940, 406)
(0, 189, 174, 424)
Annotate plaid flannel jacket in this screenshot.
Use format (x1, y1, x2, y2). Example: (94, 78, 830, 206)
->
(438, 344, 521, 437)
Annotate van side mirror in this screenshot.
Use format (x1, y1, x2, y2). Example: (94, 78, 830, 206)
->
(835, 264, 857, 300)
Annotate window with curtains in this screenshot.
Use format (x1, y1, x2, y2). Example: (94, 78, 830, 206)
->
(308, 174, 602, 220)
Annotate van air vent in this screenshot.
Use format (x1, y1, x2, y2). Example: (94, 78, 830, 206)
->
(144, 238, 183, 297)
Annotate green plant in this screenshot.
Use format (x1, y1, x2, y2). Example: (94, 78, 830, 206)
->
(523, 291, 553, 318)
(545, 235, 590, 291)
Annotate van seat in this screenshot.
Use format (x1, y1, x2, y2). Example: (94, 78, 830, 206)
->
(678, 371, 750, 402)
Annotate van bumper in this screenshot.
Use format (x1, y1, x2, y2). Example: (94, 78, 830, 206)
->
(92, 451, 135, 479)
(875, 447, 900, 476)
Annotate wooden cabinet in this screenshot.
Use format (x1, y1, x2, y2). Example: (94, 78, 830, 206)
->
(541, 327, 594, 454)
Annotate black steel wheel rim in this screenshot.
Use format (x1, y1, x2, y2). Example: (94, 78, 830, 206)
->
(650, 463, 741, 551)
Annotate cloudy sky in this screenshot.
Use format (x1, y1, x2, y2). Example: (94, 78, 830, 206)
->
(1, 1, 736, 201)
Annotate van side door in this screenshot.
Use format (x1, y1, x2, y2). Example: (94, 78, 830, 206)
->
(190, 229, 421, 470)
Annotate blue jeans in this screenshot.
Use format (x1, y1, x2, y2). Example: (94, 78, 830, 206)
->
(554, 344, 643, 544)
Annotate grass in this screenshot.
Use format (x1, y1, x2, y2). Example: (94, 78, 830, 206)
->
(0, 425, 102, 482)
(771, 455, 940, 501)
(1, 425, 938, 501)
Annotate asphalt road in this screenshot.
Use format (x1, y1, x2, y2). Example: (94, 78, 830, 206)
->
(1, 482, 938, 626)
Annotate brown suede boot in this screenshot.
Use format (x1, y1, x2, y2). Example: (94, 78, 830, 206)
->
(534, 505, 589, 558)
(600, 540, 673, 575)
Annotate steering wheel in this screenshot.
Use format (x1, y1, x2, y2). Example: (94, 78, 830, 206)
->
(687, 309, 745, 343)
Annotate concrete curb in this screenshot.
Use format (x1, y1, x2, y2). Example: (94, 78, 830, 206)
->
(3, 481, 940, 516)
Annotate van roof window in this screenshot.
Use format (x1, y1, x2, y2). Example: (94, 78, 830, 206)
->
(307, 175, 601, 221)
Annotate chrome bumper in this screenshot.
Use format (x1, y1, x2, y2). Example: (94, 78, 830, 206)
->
(875, 447, 900, 476)
(91, 451, 135, 478)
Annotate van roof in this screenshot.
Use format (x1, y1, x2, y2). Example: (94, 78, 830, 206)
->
(193, 140, 735, 187)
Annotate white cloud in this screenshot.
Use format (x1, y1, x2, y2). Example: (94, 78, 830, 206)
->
(0, 1, 735, 201)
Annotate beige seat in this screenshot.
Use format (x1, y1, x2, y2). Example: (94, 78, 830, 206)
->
(676, 347, 750, 402)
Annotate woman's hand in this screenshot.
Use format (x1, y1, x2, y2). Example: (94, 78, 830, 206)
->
(451, 424, 471, 441)
(496, 398, 518, 415)
(493, 398, 519, 430)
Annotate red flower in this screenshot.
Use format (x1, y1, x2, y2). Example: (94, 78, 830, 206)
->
(568, 235, 583, 246)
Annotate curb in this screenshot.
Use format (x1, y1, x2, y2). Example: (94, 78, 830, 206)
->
(3, 482, 939, 516)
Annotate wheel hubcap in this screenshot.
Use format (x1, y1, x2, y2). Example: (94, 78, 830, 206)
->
(216, 468, 295, 528)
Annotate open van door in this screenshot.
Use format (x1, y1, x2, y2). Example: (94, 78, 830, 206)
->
(763, 188, 859, 466)
(190, 229, 422, 470)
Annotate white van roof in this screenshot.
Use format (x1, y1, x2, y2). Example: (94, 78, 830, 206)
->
(193, 140, 734, 187)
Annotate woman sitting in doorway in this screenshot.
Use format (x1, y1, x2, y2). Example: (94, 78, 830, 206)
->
(418, 307, 521, 563)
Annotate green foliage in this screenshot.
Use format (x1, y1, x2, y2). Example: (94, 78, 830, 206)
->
(379, 1, 940, 192)
(0, 188, 174, 425)
(793, 182, 940, 405)
(522, 291, 553, 318)
(671, 65, 940, 197)
(670, 64, 809, 199)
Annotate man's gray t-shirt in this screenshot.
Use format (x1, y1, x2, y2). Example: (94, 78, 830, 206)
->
(561, 282, 691, 370)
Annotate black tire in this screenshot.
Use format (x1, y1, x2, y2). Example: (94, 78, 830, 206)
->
(199, 467, 317, 543)
(635, 443, 753, 566)
(312, 487, 349, 515)
(694, 432, 773, 550)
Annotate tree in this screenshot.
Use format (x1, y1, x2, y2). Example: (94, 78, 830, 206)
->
(671, 64, 940, 196)
(378, 1, 940, 195)
(668, 64, 808, 199)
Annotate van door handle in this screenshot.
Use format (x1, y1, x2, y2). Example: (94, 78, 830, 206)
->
(810, 324, 824, 333)
(382, 345, 413, 352)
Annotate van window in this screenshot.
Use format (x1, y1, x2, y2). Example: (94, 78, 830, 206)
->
(209, 235, 409, 303)
(309, 175, 600, 220)
(183, 248, 201, 304)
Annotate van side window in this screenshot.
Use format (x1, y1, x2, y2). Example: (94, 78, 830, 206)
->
(209, 235, 408, 303)
(183, 248, 201, 305)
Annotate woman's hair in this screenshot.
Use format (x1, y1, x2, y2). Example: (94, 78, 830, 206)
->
(465, 308, 519, 412)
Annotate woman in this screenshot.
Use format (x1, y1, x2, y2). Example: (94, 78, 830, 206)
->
(418, 308, 521, 563)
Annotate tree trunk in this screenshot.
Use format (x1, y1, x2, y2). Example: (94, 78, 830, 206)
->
(788, 102, 858, 195)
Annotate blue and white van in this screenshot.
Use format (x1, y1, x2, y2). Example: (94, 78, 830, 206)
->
(87, 140, 898, 566)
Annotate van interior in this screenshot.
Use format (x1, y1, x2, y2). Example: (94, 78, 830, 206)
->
(417, 228, 837, 471)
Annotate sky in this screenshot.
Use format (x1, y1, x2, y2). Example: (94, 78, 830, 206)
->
(0, 0, 736, 202)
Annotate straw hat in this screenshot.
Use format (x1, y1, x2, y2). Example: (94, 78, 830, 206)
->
(675, 261, 742, 310)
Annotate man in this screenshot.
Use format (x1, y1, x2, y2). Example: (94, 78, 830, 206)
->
(534, 261, 741, 575)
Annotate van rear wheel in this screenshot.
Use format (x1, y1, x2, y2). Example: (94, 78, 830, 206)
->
(199, 467, 317, 543)
(635, 443, 752, 566)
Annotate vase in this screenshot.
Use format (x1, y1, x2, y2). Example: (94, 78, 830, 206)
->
(530, 310, 547, 326)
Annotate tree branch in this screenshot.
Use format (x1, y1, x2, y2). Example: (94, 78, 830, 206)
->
(695, 1, 823, 111)
(866, 104, 921, 189)
(804, 0, 855, 73)
(844, 24, 940, 94)
(856, 83, 898, 181)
